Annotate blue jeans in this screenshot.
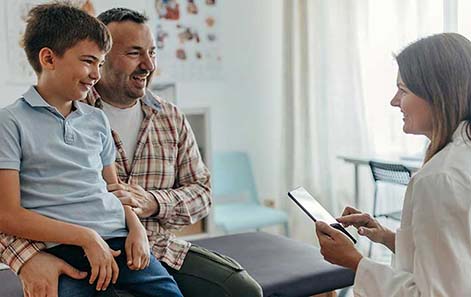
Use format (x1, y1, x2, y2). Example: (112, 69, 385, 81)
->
(47, 237, 183, 297)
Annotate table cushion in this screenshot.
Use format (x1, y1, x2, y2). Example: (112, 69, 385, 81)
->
(0, 232, 355, 297)
(1, 269, 22, 297)
(192, 232, 355, 297)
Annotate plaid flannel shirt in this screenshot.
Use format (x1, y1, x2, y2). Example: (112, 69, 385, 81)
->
(0, 88, 212, 273)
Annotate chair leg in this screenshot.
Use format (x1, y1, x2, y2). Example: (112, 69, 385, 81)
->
(368, 184, 378, 258)
(368, 240, 373, 258)
(283, 222, 290, 237)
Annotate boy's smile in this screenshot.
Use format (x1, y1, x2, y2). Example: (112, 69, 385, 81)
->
(53, 39, 106, 100)
(37, 39, 107, 116)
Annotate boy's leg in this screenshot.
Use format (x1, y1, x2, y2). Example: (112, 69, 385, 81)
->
(114, 254, 183, 297)
(58, 276, 96, 297)
(164, 245, 263, 297)
(46, 244, 99, 297)
(105, 238, 182, 297)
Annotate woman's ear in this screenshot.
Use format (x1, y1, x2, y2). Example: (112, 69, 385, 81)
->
(38, 47, 56, 71)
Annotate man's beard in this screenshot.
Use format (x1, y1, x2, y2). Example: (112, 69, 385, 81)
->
(97, 69, 153, 107)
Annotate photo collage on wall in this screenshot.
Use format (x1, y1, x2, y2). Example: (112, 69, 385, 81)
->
(4, 0, 221, 84)
(153, 0, 221, 82)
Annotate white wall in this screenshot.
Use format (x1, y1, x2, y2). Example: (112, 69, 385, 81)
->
(178, 0, 284, 202)
(0, 1, 284, 203)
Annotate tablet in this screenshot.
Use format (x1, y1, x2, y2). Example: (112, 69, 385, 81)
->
(288, 186, 356, 244)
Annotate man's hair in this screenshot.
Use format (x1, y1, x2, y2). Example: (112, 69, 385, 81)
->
(23, 2, 112, 74)
(97, 8, 148, 25)
(396, 33, 471, 162)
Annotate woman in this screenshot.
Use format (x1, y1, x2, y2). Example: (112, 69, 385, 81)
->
(316, 33, 471, 296)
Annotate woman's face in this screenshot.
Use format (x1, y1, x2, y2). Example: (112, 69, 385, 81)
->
(390, 73, 434, 138)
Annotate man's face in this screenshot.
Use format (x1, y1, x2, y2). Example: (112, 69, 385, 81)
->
(98, 21, 156, 106)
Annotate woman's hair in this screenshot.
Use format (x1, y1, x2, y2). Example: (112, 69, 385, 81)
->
(396, 33, 471, 162)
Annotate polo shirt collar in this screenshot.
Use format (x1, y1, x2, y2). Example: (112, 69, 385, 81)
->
(23, 86, 86, 115)
(23, 86, 50, 108)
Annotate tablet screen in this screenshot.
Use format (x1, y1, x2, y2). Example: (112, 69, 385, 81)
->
(288, 186, 357, 244)
(288, 186, 337, 224)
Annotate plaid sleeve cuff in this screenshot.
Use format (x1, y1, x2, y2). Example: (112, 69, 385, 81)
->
(149, 190, 172, 220)
(1, 238, 46, 274)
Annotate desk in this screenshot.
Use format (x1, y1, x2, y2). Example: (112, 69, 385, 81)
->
(338, 155, 422, 207)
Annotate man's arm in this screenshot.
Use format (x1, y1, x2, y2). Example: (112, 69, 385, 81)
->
(0, 233, 45, 274)
(149, 113, 211, 229)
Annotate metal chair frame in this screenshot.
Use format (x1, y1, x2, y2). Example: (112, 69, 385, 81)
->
(368, 160, 411, 256)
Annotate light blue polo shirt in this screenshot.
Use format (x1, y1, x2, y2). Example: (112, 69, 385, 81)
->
(0, 86, 127, 247)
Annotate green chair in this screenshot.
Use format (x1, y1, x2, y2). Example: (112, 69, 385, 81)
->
(212, 151, 289, 235)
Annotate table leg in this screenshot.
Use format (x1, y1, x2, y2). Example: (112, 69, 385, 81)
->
(354, 163, 360, 208)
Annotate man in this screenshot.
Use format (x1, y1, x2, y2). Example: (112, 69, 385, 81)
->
(0, 7, 262, 297)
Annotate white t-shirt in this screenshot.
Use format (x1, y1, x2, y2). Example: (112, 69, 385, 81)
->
(101, 99, 144, 162)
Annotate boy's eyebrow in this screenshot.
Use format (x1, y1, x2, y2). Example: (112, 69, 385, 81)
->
(80, 54, 105, 63)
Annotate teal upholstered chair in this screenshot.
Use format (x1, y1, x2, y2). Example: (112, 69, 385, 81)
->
(212, 151, 289, 235)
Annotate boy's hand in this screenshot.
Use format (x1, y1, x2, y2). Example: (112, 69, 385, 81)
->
(125, 222, 150, 270)
(82, 231, 121, 291)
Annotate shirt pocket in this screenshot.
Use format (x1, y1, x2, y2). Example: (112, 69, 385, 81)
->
(395, 226, 415, 272)
(147, 142, 177, 189)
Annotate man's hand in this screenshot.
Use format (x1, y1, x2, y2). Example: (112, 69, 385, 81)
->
(315, 221, 363, 271)
(19, 252, 87, 297)
(108, 183, 159, 218)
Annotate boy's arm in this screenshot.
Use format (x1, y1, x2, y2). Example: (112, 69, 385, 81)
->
(102, 163, 119, 185)
(102, 164, 141, 232)
(0, 169, 97, 247)
(103, 164, 149, 270)
(1, 169, 120, 290)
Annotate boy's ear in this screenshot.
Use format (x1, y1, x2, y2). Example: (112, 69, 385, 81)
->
(38, 47, 56, 71)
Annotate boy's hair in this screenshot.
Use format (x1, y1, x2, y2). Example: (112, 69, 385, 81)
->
(97, 8, 148, 25)
(23, 2, 112, 74)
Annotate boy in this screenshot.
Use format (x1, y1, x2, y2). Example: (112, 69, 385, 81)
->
(0, 3, 182, 297)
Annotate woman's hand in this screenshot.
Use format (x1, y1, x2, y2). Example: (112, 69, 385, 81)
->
(81, 231, 121, 291)
(125, 222, 150, 270)
(315, 221, 363, 271)
(337, 206, 396, 252)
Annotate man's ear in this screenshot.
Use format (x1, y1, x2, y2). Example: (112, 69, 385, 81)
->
(38, 47, 56, 71)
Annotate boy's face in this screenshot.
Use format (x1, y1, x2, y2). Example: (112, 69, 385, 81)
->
(49, 39, 106, 101)
(97, 21, 156, 107)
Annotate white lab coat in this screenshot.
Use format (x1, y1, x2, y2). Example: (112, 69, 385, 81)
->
(354, 123, 471, 297)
